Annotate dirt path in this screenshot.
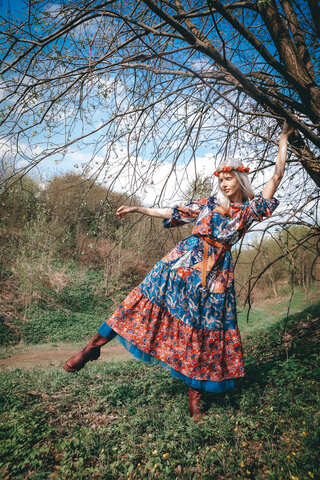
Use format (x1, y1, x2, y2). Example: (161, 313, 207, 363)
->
(0, 342, 132, 371)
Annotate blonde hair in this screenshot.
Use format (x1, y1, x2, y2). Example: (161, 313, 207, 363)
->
(214, 158, 255, 209)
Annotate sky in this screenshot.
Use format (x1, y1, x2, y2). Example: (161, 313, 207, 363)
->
(1, 0, 314, 227)
(0, 0, 259, 193)
(1, 0, 319, 259)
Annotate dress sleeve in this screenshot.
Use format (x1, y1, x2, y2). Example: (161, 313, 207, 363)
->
(229, 193, 279, 237)
(246, 193, 279, 222)
(163, 198, 207, 228)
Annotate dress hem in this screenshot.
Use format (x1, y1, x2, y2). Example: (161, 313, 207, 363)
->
(98, 322, 242, 393)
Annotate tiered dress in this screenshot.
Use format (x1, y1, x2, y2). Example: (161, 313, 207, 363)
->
(98, 193, 279, 392)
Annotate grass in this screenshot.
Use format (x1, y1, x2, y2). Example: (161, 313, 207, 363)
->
(21, 308, 110, 344)
(237, 283, 319, 336)
(0, 303, 319, 479)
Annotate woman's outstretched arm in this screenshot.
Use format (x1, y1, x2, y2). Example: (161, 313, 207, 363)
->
(262, 121, 294, 199)
(116, 205, 173, 219)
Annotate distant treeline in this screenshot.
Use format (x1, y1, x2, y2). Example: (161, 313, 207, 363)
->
(0, 172, 319, 309)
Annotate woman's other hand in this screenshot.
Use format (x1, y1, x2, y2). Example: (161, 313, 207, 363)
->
(281, 120, 295, 137)
(116, 205, 173, 219)
(262, 119, 293, 199)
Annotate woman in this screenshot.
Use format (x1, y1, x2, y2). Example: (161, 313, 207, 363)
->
(64, 122, 293, 421)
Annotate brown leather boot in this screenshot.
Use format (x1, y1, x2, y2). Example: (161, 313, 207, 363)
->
(188, 387, 205, 422)
(64, 334, 109, 372)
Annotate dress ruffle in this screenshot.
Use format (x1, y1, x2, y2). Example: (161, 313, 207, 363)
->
(98, 322, 235, 393)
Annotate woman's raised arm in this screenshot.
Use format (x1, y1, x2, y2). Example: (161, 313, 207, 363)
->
(262, 121, 294, 199)
(116, 205, 173, 219)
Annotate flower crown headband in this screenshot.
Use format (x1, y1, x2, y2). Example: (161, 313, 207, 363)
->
(213, 165, 250, 177)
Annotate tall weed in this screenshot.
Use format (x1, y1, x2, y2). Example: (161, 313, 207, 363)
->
(12, 208, 67, 309)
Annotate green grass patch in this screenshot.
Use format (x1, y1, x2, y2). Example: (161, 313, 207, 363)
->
(20, 271, 115, 343)
(238, 283, 319, 335)
(0, 303, 319, 479)
(21, 308, 109, 344)
(1, 265, 141, 346)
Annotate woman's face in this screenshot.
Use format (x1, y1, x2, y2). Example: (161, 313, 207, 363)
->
(218, 172, 242, 201)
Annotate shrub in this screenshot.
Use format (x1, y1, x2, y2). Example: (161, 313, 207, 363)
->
(0, 174, 40, 228)
(12, 208, 66, 308)
(0, 316, 20, 345)
(42, 172, 138, 245)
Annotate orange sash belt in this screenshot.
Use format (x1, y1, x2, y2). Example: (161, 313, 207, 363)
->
(200, 236, 231, 288)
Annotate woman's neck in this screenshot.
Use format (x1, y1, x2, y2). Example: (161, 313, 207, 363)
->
(229, 192, 243, 204)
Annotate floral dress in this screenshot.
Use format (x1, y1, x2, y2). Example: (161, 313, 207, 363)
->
(98, 193, 279, 392)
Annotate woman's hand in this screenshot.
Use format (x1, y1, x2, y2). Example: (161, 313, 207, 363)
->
(116, 205, 137, 218)
(281, 120, 295, 137)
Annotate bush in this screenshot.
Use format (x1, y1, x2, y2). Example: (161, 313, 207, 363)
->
(0, 317, 20, 346)
(12, 208, 64, 308)
(0, 174, 40, 228)
(42, 172, 138, 245)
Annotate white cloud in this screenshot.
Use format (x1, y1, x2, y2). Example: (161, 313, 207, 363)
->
(85, 147, 217, 206)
